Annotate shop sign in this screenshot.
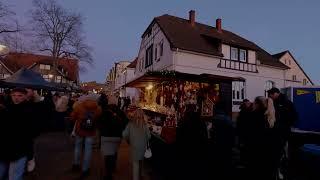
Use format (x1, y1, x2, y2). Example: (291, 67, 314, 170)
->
(296, 89, 311, 96)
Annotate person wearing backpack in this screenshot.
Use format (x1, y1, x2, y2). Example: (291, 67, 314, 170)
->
(70, 99, 102, 178)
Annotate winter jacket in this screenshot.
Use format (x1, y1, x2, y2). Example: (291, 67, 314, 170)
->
(211, 110, 235, 160)
(273, 94, 298, 139)
(122, 122, 151, 161)
(0, 101, 38, 162)
(237, 108, 253, 145)
(98, 109, 128, 138)
(70, 100, 102, 137)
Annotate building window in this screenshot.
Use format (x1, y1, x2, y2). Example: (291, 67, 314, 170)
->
(303, 79, 307, 85)
(40, 64, 51, 70)
(160, 41, 164, 56)
(292, 75, 297, 81)
(289, 60, 291, 65)
(232, 81, 245, 101)
(145, 45, 153, 68)
(231, 47, 238, 60)
(1, 74, 10, 79)
(231, 47, 247, 62)
(139, 58, 143, 72)
(265, 80, 275, 97)
(56, 76, 62, 83)
(239, 49, 247, 62)
(43, 75, 50, 81)
(155, 47, 158, 61)
(284, 59, 287, 65)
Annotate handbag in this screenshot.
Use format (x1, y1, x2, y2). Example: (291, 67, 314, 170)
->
(71, 122, 76, 137)
(144, 142, 152, 159)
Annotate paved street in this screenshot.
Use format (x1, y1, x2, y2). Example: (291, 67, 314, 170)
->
(24, 132, 154, 180)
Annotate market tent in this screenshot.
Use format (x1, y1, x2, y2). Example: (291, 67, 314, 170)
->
(0, 68, 59, 90)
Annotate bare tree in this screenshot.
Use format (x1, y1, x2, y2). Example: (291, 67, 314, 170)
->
(30, 0, 93, 71)
(0, 1, 20, 34)
(1, 31, 31, 53)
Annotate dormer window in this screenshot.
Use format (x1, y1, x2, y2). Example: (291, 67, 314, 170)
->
(231, 47, 238, 60)
(239, 49, 247, 62)
(231, 47, 247, 62)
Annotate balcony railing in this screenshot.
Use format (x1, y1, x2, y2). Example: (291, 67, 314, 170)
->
(218, 59, 258, 73)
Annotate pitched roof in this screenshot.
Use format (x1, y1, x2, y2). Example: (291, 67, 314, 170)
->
(127, 57, 138, 68)
(272, 50, 314, 85)
(0, 52, 79, 81)
(272, 51, 288, 59)
(145, 14, 288, 69)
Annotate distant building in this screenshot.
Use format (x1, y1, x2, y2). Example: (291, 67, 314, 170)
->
(81, 81, 105, 93)
(105, 61, 131, 96)
(119, 58, 139, 103)
(0, 52, 79, 86)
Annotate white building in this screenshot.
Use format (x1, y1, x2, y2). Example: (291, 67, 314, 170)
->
(129, 10, 314, 112)
(105, 61, 130, 96)
(272, 51, 313, 87)
(119, 58, 139, 103)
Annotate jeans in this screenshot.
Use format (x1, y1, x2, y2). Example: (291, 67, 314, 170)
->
(0, 157, 27, 180)
(74, 136, 94, 172)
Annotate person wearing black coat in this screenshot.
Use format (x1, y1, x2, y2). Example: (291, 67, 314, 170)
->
(210, 102, 235, 179)
(236, 99, 253, 166)
(177, 108, 208, 180)
(98, 105, 128, 180)
(246, 96, 278, 180)
(0, 88, 38, 180)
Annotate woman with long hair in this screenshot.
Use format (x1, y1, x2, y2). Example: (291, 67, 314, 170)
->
(122, 108, 151, 180)
(246, 96, 277, 180)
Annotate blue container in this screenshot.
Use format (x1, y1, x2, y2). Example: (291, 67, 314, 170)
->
(283, 87, 320, 132)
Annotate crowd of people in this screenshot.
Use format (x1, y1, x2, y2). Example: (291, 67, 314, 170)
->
(0, 88, 150, 180)
(0, 86, 297, 180)
(0, 88, 83, 180)
(176, 87, 297, 180)
(70, 94, 150, 180)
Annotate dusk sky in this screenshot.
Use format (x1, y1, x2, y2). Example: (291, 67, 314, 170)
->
(3, 0, 320, 84)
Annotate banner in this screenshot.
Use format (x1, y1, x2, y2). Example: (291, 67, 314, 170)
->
(296, 89, 311, 96)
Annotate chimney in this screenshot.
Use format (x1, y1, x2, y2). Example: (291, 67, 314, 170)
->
(189, 10, 195, 27)
(216, 18, 222, 32)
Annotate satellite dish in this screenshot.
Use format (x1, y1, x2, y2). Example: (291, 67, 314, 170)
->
(0, 45, 9, 56)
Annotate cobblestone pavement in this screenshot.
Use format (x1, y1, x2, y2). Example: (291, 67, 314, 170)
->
(24, 132, 154, 180)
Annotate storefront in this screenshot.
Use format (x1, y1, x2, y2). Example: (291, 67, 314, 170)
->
(127, 70, 243, 138)
(126, 70, 244, 177)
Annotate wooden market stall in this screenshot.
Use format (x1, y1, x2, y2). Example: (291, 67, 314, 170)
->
(126, 70, 244, 178)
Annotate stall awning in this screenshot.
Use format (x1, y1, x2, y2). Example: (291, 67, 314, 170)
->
(126, 71, 245, 88)
(0, 68, 60, 90)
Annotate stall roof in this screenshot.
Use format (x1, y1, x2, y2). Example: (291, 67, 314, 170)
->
(0, 68, 59, 90)
(126, 71, 245, 88)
